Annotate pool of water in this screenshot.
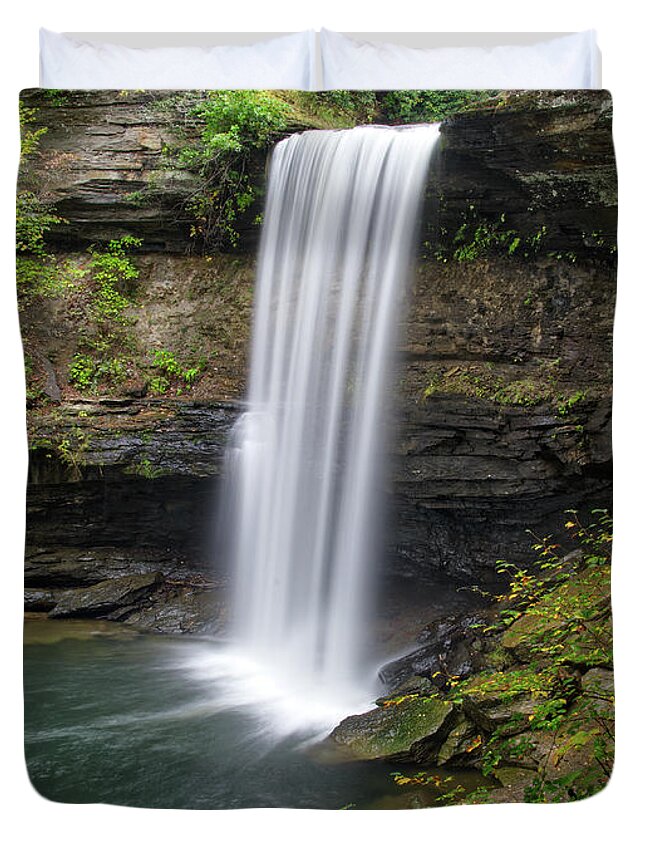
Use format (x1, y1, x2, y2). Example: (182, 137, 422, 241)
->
(24, 617, 487, 809)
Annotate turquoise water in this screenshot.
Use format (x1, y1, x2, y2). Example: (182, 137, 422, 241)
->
(23, 618, 486, 809)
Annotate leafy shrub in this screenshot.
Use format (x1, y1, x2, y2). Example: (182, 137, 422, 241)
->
(16, 189, 65, 304)
(182, 90, 290, 158)
(68, 354, 96, 390)
(19, 104, 48, 159)
(148, 376, 170, 396)
(314, 91, 378, 123)
(149, 349, 204, 394)
(380, 90, 496, 124)
(172, 91, 291, 250)
(89, 235, 141, 322)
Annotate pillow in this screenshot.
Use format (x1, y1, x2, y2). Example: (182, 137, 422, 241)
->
(320, 30, 601, 90)
(39, 29, 316, 90)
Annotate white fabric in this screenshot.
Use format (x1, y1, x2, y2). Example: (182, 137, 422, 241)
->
(320, 30, 601, 90)
(39, 29, 316, 90)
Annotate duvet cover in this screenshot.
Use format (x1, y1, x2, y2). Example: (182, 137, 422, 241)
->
(19, 88, 616, 809)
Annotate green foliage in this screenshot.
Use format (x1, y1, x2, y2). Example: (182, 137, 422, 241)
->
(42, 89, 70, 107)
(88, 235, 141, 322)
(16, 192, 61, 255)
(16, 104, 90, 311)
(314, 91, 378, 123)
(16, 108, 66, 304)
(148, 376, 170, 395)
(171, 91, 291, 250)
(435, 784, 492, 806)
(149, 349, 205, 395)
(68, 354, 96, 390)
(19, 104, 48, 160)
(435, 210, 548, 263)
(67, 236, 142, 393)
(557, 389, 587, 416)
(182, 90, 290, 157)
(491, 511, 612, 646)
(380, 90, 496, 124)
(55, 425, 90, 473)
(125, 458, 166, 479)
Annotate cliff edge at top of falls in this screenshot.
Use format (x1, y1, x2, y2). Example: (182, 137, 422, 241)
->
(19, 89, 615, 260)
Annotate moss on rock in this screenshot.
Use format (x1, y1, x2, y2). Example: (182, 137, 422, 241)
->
(329, 694, 456, 761)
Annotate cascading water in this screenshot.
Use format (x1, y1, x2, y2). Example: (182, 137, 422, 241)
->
(219, 124, 440, 731)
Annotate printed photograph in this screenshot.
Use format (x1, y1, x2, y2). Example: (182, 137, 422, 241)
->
(19, 88, 616, 808)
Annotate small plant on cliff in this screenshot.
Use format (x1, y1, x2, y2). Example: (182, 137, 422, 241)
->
(432, 206, 550, 264)
(68, 236, 142, 393)
(55, 425, 90, 473)
(19, 104, 48, 159)
(148, 349, 205, 395)
(89, 235, 141, 321)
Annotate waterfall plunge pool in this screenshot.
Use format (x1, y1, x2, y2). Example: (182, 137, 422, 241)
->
(24, 595, 488, 810)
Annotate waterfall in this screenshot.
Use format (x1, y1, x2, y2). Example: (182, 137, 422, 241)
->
(221, 124, 440, 727)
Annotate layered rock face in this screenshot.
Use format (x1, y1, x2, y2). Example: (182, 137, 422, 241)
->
(391, 255, 613, 581)
(21, 90, 616, 622)
(427, 91, 616, 260)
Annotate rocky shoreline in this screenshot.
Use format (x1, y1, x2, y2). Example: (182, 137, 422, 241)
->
(323, 514, 614, 804)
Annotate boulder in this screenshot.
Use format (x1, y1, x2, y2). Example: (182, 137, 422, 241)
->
(328, 694, 456, 762)
(114, 586, 223, 634)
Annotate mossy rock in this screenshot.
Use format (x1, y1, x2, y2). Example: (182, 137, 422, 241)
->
(329, 695, 456, 761)
(460, 671, 543, 734)
(501, 611, 561, 662)
(436, 715, 482, 766)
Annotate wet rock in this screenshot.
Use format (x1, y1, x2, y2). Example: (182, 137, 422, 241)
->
(24, 588, 58, 612)
(378, 613, 487, 693)
(114, 586, 224, 634)
(328, 695, 457, 762)
(500, 612, 551, 662)
(433, 91, 616, 261)
(48, 572, 163, 618)
(35, 353, 62, 403)
(375, 675, 436, 703)
(24, 546, 192, 587)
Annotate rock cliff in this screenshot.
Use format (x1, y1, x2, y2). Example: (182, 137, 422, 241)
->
(19, 90, 615, 623)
